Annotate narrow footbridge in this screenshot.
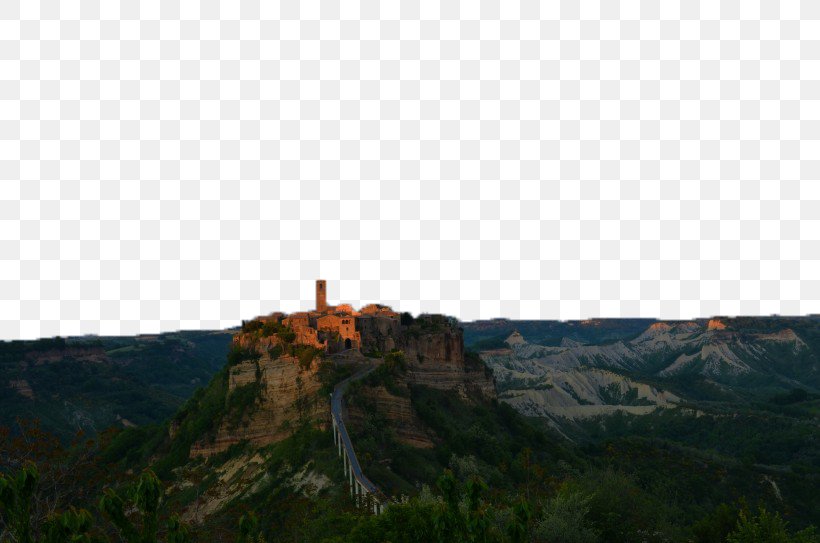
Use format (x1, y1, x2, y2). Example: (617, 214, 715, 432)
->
(330, 365, 389, 514)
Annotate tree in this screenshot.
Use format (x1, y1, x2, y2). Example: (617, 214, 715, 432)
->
(400, 312, 415, 326)
(238, 512, 264, 543)
(431, 470, 499, 543)
(42, 508, 105, 543)
(692, 503, 740, 543)
(0, 464, 107, 543)
(533, 486, 600, 543)
(98, 469, 190, 543)
(727, 508, 819, 543)
(0, 419, 106, 532)
(505, 499, 532, 543)
(0, 463, 38, 543)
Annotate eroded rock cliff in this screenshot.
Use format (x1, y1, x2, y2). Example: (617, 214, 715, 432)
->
(186, 313, 497, 458)
(189, 335, 326, 458)
(347, 315, 497, 449)
(399, 325, 496, 400)
(346, 384, 435, 449)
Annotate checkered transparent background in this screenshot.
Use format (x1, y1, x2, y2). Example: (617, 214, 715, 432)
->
(1, 1, 819, 340)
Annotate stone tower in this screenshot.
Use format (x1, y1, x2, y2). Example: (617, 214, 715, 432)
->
(316, 279, 327, 312)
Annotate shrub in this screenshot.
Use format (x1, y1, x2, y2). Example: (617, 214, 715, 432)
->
(534, 486, 600, 543)
(317, 359, 355, 395)
(692, 503, 740, 543)
(241, 319, 264, 333)
(277, 329, 297, 344)
(267, 344, 283, 359)
(262, 320, 286, 337)
(727, 508, 819, 543)
(226, 380, 263, 429)
(227, 344, 261, 366)
(384, 350, 406, 371)
(99, 470, 192, 543)
(292, 346, 323, 370)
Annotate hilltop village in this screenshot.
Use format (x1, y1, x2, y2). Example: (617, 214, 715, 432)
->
(253, 279, 403, 354)
(199, 279, 493, 458)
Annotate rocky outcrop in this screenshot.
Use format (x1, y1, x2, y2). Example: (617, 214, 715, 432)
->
(482, 334, 680, 422)
(481, 319, 820, 424)
(756, 328, 809, 353)
(399, 330, 495, 399)
(190, 351, 325, 458)
(189, 312, 497, 457)
(347, 386, 434, 448)
(356, 314, 498, 400)
(347, 316, 497, 450)
(707, 319, 728, 331)
(179, 450, 271, 523)
(357, 315, 402, 353)
(8, 379, 34, 399)
(397, 320, 496, 401)
(23, 345, 108, 365)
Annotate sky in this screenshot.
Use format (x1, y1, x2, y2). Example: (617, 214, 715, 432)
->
(0, 0, 819, 339)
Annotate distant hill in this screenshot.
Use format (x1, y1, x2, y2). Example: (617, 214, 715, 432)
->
(0, 330, 234, 439)
(463, 316, 820, 527)
(463, 317, 658, 350)
(468, 316, 819, 396)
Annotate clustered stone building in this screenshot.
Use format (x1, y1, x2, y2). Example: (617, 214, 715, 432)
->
(279, 280, 400, 354)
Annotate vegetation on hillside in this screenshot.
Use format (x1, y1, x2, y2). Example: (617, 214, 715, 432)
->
(3, 316, 820, 541)
(0, 331, 233, 440)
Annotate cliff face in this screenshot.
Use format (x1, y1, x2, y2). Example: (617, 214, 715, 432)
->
(347, 316, 497, 449)
(23, 344, 109, 365)
(188, 313, 497, 458)
(346, 385, 435, 449)
(357, 315, 402, 352)
(190, 340, 326, 458)
(398, 322, 496, 401)
(357, 312, 498, 395)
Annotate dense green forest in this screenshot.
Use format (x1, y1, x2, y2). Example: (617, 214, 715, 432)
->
(2, 412, 818, 542)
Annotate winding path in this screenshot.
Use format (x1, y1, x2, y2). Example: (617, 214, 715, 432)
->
(330, 363, 388, 514)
